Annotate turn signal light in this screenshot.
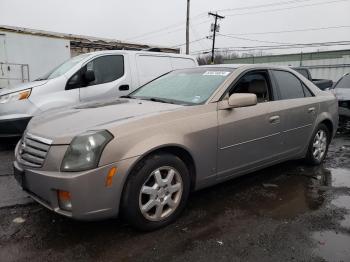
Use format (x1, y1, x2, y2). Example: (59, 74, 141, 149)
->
(18, 90, 31, 100)
(106, 167, 117, 187)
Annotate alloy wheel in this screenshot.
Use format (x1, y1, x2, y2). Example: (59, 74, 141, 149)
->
(312, 129, 327, 161)
(139, 166, 183, 221)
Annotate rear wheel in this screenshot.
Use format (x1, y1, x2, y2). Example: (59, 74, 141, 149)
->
(122, 153, 190, 231)
(305, 124, 330, 165)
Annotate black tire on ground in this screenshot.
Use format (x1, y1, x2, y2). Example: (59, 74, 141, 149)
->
(121, 153, 191, 231)
(305, 123, 330, 165)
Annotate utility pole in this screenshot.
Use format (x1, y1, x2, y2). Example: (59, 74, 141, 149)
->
(186, 0, 190, 54)
(208, 12, 224, 64)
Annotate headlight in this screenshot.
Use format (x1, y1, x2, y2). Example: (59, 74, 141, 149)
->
(61, 130, 113, 172)
(0, 89, 31, 104)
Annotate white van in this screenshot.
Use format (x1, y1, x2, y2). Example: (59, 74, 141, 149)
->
(0, 50, 198, 137)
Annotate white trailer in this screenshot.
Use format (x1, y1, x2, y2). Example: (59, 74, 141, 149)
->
(0, 31, 70, 88)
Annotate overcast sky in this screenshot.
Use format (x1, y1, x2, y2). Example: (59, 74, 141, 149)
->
(1, 0, 350, 55)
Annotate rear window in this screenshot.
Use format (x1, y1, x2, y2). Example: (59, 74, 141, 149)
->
(294, 68, 309, 79)
(272, 70, 305, 100)
(335, 74, 350, 89)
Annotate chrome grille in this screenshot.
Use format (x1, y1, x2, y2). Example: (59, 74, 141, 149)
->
(19, 133, 52, 168)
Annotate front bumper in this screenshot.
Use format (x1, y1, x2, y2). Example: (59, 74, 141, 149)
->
(13, 156, 138, 221)
(0, 117, 31, 137)
(0, 99, 39, 137)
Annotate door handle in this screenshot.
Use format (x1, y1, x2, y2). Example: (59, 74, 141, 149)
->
(308, 107, 316, 113)
(119, 85, 129, 91)
(269, 115, 280, 124)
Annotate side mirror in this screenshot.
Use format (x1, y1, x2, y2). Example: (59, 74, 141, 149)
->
(219, 93, 257, 110)
(84, 70, 95, 83)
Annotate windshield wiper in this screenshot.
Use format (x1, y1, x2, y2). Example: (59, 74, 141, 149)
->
(148, 97, 174, 104)
(120, 95, 134, 99)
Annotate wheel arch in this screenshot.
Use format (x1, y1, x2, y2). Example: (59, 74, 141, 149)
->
(123, 144, 197, 193)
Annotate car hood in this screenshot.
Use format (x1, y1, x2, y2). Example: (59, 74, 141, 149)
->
(334, 88, 350, 101)
(27, 98, 184, 144)
(0, 80, 49, 95)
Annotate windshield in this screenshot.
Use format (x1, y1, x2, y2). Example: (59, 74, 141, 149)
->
(36, 54, 90, 81)
(335, 74, 350, 89)
(130, 68, 234, 105)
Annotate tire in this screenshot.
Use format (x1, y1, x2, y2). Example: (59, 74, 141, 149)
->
(121, 153, 190, 231)
(305, 123, 330, 165)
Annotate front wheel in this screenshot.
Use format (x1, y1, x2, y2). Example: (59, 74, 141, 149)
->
(305, 124, 330, 165)
(121, 153, 190, 231)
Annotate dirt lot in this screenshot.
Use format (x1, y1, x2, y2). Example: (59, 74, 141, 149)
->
(0, 132, 349, 262)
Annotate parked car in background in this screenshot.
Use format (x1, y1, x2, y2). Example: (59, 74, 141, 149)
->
(0, 50, 198, 137)
(332, 73, 350, 124)
(292, 67, 333, 90)
(13, 64, 338, 231)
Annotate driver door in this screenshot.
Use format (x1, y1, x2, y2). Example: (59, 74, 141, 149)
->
(217, 70, 284, 180)
(69, 54, 130, 102)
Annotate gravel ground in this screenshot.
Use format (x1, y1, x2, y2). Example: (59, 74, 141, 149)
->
(0, 132, 349, 262)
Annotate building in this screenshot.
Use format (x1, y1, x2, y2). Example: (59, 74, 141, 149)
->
(0, 25, 179, 88)
(223, 49, 350, 82)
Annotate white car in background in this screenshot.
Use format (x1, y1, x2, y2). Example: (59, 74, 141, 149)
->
(333, 73, 350, 123)
(0, 50, 198, 137)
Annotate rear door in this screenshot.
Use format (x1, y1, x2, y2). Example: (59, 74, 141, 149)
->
(217, 70, 284, 179)
(270, 69, 318, 156)
(77, 54, 131, 102)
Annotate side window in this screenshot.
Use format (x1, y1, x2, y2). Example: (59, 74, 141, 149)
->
(84, 55, 124, 86)
(295, 69, 309, 79)
(66, 71, 81, 90)
(229, 71, 272, 103)
(302, 83, 314, 97)
(272, 70, 305, 100)
(65, 55, 124, 90)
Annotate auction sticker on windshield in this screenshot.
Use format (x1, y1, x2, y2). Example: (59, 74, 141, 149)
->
(203, 71, 231, 76)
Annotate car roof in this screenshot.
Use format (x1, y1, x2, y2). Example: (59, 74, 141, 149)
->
(82, 50, 196, 59)
(199, 64, 294, 71)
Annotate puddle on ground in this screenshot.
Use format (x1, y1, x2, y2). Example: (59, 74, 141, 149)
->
(331, 195, 350, 210)
(328, 168, 350, 188)
(234, 167, 332, 219)
(340, 215, 350, 229)
(331, 195, 350, 229)
(312, 231, 350, 262)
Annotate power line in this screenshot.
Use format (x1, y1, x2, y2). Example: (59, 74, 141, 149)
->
(170, 25, 350, 48)
(217, 33, 295, 45)
(124, 0, 331, 42)
(125, 13, 208, 41)
(171, 37, 208, 48)
(217, 0, 319, 12)
(126, 18, 211, 42)
(223, 0, 350, 17)
(190, 25, 209, 50)
(171, 25, 350, 48)
(191, 41, 350, 54)
(227, 25, 350, 36)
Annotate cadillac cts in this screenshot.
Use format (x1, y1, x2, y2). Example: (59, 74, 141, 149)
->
(13, 65, 338, 231)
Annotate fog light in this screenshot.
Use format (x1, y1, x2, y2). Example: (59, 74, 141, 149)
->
(57, 190, 72, 211)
